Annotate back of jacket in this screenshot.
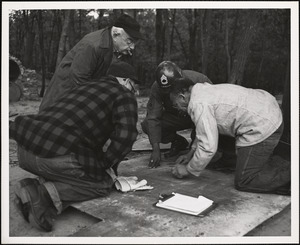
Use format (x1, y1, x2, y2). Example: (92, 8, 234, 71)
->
(187, 83, 283, 176)
(146, 70, 212, 144)
(39, 28, 114, 112)
(11, 77, 138, 180)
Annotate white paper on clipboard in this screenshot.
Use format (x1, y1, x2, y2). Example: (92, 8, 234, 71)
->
(156, 193, 214, 216)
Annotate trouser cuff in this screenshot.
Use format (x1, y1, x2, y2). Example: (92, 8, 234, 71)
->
(42, 181, 63, 214)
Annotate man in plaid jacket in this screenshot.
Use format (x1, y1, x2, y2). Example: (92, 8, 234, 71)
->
(10, 61, 140, 232)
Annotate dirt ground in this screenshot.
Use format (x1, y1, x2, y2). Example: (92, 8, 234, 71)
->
(6, 79, 293, 239)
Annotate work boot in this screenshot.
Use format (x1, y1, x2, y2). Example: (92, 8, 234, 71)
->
(14, 178, 40, 222)
(14, 178, 57, 232)
(164, 135, 189, 158)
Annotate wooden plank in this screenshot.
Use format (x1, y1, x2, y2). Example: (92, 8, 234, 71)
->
(245, 204, 291, 236)
(132, 137, 171, 151)
(72, 154, 291, 237)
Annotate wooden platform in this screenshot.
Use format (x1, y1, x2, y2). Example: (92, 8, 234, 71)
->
(71, 153, 291, 237)
(132, 130, 191, 151)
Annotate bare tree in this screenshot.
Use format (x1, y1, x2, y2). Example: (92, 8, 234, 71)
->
(199, 9, 212, 74)
(156, 9, 164, 64)
(37, 10, 46, 97)
(186, 9, 198, 69)
(224, 11, 231, 80)
(164, 9, 171, 60)
(67, 10, 76, 53)
(23, 10, 36, 68)
(227, 10, 259, 85)
(169, 10, 176, 51)
(55, 10, 71, 68)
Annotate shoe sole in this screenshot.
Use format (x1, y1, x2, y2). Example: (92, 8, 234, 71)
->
(15, 183, 52, 232)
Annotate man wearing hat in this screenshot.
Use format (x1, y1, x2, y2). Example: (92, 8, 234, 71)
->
(10, 61, 140, 232)
(39, 14, 143, 112)
(141, 61, 215, 168)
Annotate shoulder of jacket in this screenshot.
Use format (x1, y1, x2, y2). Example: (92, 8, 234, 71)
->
(182, 69, 205, 77)
(83, 28, 111, 48)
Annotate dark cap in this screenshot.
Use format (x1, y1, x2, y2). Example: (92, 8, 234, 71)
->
(114, 14, 144, 40)
(156, 61, 182, 89)
(107, 61, 141, 84)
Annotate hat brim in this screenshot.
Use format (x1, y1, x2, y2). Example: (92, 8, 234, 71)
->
(124, 28, 144, 40)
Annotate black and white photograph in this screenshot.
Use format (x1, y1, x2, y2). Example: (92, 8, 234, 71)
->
(2, 1, 299, 244)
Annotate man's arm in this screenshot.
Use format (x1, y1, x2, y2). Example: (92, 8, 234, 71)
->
(103, 94, 138, 169)
(186, 103, 219, 176)
(146, 82, 165, 167)
(146, 82, 164, 145)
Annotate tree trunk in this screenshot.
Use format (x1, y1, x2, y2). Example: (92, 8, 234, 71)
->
(55, 10, 71, 68)
(46, 11, 56, 72)
(169, 10, 176, 51)
(168, 10, 188, 62)
(187, 9, 198, 69)
(200, 9, 212, 74)
(164, 9, 171, 60)
(37, 11, 46, 97)
(23, 10, 36, 68)
(14, 11, 25, 58)
(78, 10, 82, 39)
(68, 10, 76, 51)
(97, 9, 105, 29)
(227, 11, 258, 85)
(174, 25, 188, 63)
(224, 11, 231, 81)
(155, 9, 164, 64)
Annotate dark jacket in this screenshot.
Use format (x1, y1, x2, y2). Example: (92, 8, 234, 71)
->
(39, 27, 114, 112)
(146, 70, 212, 144)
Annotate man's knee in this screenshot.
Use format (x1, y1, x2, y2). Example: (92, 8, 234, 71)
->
(234, 174, 264, 192)
(17, 145, 38, 173)
(234, 174, 251, 191)
(234, 179, 247, 191)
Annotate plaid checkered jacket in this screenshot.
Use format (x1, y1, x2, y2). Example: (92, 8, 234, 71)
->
(10, 77, 138, 180)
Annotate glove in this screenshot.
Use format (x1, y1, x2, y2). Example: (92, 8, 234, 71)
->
(115, 176, 154, 192)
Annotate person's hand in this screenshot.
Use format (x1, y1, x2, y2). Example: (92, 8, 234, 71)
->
(172, 164, 190, 179)
(175, 154, 190, 165)
(175, 149, 194, 165)
(149, 146, 161, 168)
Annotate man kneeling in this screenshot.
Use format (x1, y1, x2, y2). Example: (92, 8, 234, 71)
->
(9, 61, 140, 231)
(169, 78, 290, 196)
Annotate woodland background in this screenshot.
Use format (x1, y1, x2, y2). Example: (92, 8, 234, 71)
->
(8, 8, 291, 143)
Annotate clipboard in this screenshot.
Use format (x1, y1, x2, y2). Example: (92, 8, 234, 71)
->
(154, 192, 217, 217)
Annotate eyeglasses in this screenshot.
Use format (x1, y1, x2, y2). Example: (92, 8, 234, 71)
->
(121, 35, 137, 48)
